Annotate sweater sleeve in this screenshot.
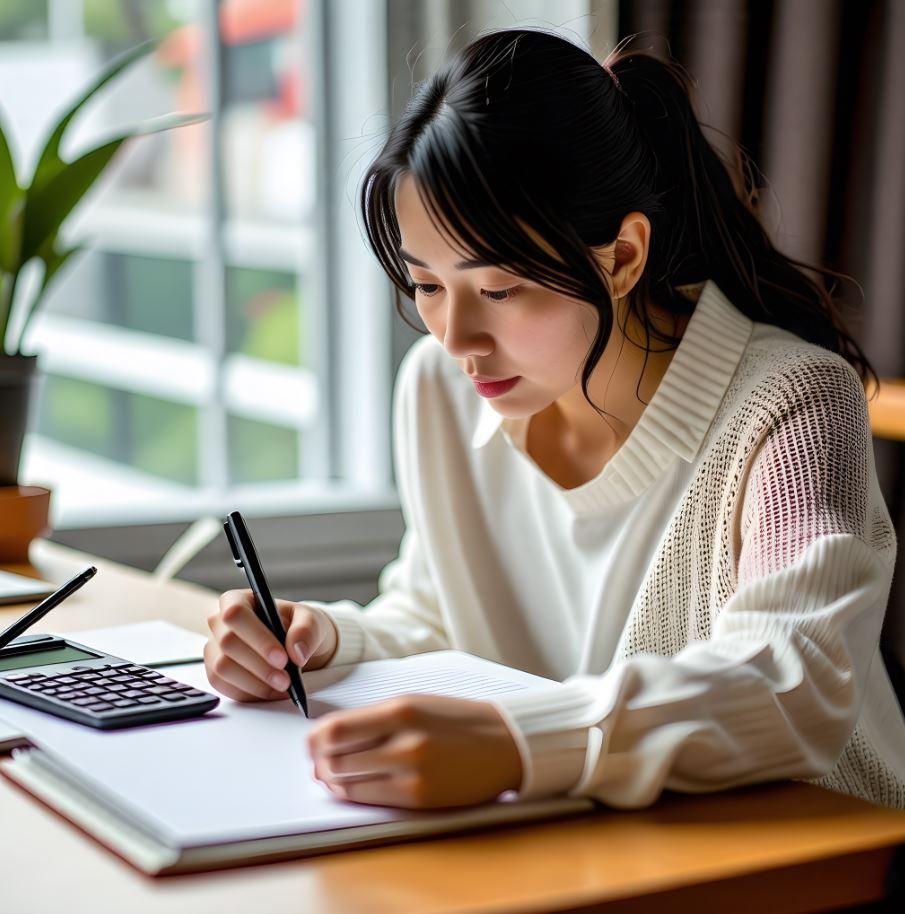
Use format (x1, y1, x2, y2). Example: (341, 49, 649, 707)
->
(488, 359, 898, 806)
(298, 341, 451, 666)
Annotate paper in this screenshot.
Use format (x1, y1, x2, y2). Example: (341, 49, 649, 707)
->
(0, 570, 54, 606)
(58, 620, 207, 668)
(0, 715, 29, 752)
(0, 650, 552, 846)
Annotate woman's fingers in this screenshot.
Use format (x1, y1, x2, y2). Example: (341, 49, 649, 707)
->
(216, 590, 288, 667)
(212, 616, 292, 691)
(203, 639, 286, 702)
(307, 697, 413, 757)
(284, 604, 330, 667)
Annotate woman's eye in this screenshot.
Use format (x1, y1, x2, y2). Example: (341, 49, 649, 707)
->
(481, 287, 520, 302)
(412, 282, 441, 297)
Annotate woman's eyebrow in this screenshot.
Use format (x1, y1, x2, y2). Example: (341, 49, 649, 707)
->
(399, 247, 496, 271)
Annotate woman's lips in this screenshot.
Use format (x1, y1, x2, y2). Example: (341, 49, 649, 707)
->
(472, 376, 521, 398)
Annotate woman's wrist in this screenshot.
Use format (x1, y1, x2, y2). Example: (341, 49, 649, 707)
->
(479, 701, 524, 793)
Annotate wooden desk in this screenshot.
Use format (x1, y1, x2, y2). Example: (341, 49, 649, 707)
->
(3, 541, 905, 914)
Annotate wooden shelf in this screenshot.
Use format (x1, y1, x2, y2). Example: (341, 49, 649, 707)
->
(867, 378, 905, 442)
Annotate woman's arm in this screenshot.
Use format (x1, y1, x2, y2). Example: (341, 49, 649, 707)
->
(297, 338, 451, 666)
(488, 358, 898, 806)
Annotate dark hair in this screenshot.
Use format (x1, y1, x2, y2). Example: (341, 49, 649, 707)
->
(359, 27, 878, 417)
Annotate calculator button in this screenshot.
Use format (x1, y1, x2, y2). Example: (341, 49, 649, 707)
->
(161, 694, 187, 702)
(94, 678, 114, 686)
(136, 696, 160, 704)
(55, 677, 78, 684)
(142, 671, 164, 680)
(86, 702, 114, 711)
(6, 673, 33, 682)
(83, 687, 105, 696)
(182, 689, 208, 697)
(123, 690, 146, 698)
(71, 697, 97, 706)
(65, 690, 88, 699)
(147, 686, 172, 695)
(28, 673, 48, 680)
(97, 691, 121, 701)
(110, 662, 132, 669)
(106, 684, 128, 692)
(112, 699, 138, 707)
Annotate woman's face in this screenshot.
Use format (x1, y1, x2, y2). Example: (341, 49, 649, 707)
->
(394, 173, 604, 419)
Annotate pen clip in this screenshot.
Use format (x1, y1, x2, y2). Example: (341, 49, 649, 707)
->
(223, 520, 244, 568)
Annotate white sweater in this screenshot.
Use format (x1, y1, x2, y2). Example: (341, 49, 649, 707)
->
(303, 278, 905, 810)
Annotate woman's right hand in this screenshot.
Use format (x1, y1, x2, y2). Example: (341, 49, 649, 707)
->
(204, 590, 339, 702)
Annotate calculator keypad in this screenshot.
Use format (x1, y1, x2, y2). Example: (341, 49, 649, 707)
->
(5, 662, 210, 714)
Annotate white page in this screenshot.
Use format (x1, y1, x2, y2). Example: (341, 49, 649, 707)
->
(58, 620, 207, 667)
(0, 650, 554, 846)
(0, 570, 54, 605)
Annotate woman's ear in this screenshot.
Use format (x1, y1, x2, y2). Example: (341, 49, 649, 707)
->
(591, 212, 651, 299)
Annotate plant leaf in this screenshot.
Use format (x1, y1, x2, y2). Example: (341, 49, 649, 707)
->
(15, 245, 82, 354)
(0, 108, 24, 274)
(21, 112, 204, 264)
(29, 39, 156, 196)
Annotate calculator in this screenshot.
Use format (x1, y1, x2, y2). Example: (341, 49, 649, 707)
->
(0, 633, 219, 729)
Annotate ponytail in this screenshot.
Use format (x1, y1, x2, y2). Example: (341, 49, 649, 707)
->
(605, 44, 878, 393)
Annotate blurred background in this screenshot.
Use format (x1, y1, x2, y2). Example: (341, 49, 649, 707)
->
(1, 2, 903, 635)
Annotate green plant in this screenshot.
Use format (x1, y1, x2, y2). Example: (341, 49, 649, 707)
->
(0, 40, 205, 356)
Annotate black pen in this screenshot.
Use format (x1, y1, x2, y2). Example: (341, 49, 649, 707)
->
(223, 511, 308, 716)
(0, 567, 97, 652)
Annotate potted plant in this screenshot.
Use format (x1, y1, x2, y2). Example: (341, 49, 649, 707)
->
(0, 40, 204, 561)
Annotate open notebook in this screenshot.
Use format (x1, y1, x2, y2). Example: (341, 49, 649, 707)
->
(0, 647, 595, 875)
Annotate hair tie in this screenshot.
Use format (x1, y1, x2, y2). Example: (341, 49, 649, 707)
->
(602, 61, 622, 92)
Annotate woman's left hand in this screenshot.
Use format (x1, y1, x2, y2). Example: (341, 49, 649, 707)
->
(306, 694, 523, 808)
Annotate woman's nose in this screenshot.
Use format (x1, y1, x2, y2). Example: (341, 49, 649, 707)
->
(442, 295, 493, 359)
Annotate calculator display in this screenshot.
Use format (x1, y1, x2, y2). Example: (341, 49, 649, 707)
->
(0, 646, 100, 672)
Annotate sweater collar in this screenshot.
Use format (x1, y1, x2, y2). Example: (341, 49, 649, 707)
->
(469, 278, 754, 510)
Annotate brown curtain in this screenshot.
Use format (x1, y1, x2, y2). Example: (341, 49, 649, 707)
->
(613, 0, 905, 691)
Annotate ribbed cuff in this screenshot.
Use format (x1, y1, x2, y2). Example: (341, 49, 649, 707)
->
(297, 602, 366, 667)
(489, 680, 596, 801)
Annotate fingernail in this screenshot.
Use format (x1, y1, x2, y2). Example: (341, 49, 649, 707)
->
(269, 649, 284, 667)
(294, 644, 306, 664)
(270, 672, 288, 689)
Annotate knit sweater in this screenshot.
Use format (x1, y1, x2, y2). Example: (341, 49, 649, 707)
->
(302, 278, 905, 810)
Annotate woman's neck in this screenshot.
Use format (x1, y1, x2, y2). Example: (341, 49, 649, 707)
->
(541, 298, 692, 459)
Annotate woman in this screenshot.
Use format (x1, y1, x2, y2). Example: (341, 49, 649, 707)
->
(204, 29, 905, 810)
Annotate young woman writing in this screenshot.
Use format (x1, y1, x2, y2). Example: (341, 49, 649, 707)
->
(204, 29, 905, 811)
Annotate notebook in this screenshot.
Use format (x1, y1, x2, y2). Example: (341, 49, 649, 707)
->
(0, 648, 596, 875)
(0, 570, 55, 606)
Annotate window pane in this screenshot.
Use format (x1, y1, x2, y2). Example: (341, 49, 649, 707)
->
(38, 376, 117, 460)
(81, 0, 208, 215)
(0, 0, 48, 40)
(228, 415, 298, 484)
(37, 376, 198, 486)
(131, 392, 198, 485)
(226, 266, 305, 366)
(43, 251, 195, 341)
(221, 0, 313, 222)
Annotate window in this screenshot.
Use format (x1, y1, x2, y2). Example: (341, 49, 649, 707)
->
(2, 0, 393, 527)
(3, 1, 605, 538)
